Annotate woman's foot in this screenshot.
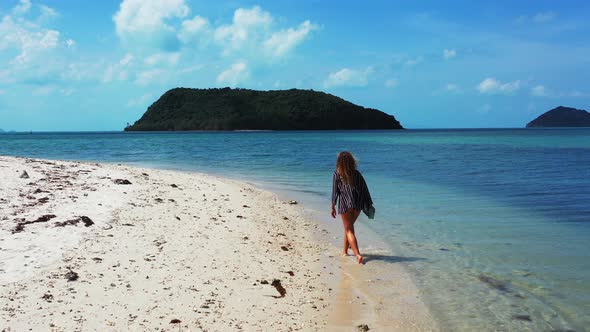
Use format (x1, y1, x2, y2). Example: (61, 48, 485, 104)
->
(341, 251, 349, 257)
(356, 255, 363, 264)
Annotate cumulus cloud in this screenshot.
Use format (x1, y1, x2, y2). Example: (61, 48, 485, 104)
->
(217, 61, 249, 86)
(103, 54, 134, 83)
(178, 16, 209, 43)
(0, 2, 73, 87)
(531, 85, 549, 97)
(263, 20, 318, 57)
(0, 16, 61, 66)
(112, 3, 317, 64)
(39, 5, 59, 22)
(214, 6, 273, 54)
(12, 0, 32, 15)
(323, 67, 373, 88)
(144, 52, 180, 66)
(443, 49, 456, 60)
(113, 0, 190, 51)
(477, 78, 521, 94)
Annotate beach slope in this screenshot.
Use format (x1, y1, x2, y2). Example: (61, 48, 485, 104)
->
(0, 156, 437, 331)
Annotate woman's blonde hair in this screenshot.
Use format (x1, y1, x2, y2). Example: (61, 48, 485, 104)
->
(336, 151, 357, 185)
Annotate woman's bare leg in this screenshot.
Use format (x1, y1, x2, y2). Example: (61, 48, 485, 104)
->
(342, 235, 350, 256)
(341, 209, 362, 264)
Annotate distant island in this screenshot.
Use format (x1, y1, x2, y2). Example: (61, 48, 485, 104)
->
(527, 106, 590, 128)
(125, 88, 403, 131)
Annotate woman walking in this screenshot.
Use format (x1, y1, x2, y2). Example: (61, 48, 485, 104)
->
(331, 151, 373, 264)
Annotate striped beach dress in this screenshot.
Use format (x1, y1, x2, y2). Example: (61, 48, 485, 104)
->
(331, 169, 373, 215)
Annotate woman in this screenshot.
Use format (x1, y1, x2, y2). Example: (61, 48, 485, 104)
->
(331, 151, 373, 264)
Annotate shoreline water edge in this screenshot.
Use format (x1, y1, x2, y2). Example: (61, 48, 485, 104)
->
(0, 156, 438, 331)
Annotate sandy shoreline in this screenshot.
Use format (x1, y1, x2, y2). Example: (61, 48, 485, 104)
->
(0, 156, 437, 331)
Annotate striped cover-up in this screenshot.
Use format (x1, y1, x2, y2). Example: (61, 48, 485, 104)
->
(331, 170, 373, 215)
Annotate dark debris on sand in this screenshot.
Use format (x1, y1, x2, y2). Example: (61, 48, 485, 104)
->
(113, 179, 132, 185)
(54, 216, 94, 228)
(65, 269, 79, 282)
(12, 214, 57, 234)
(41, 293, 54, 302)
(271, 279, 286, 298)
(357, 324, 370, 331)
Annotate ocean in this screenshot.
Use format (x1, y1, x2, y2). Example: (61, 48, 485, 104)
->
(1, 129, 589, 331)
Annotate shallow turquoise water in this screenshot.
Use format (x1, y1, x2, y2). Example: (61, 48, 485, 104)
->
(1, 129, 589, 331)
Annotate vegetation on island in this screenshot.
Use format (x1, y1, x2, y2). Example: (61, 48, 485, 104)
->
(527, 106, 590, 127)
(125, 88, 403, 131)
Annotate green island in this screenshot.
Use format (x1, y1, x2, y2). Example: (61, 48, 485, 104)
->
(125, 88, 403, 131)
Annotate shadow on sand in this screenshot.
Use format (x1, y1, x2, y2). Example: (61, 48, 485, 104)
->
(362, 254, 426, 264)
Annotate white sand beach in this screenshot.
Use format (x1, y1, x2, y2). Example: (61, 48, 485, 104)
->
(0, 156, 437, 331)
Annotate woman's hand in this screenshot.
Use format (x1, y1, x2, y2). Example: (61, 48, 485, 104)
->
(331, 206, 337, 218)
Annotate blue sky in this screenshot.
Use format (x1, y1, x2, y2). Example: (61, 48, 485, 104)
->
(1, 0, 589, 130)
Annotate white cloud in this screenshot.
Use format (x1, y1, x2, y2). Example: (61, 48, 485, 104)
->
(39, 5, 59, 22)
(113, 0, 190, 51)
(135, 69, 166, 85)
(533, 11, 555, 23)
(214, 6, 273, 53)
(477, 78, 521, 94)
(112, 3, 317, 63)
(531, 85, 549, 97)
(0, 15, 61, 67)
(217, 61, 249, 86)
(263, 20, 318, 57)
(323, 67, 373, 88)
(66, 39, 75, 47)
(5, 19, 58, 62)
(103, 54, 134, 83)
(384, 79, 398, 88)
(144, 52, 180, 66)
(0, 3, 84, 85)
(179, 16, 209, 43)
(443, 49, 456, 60)
(12, 0, 31, 15)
